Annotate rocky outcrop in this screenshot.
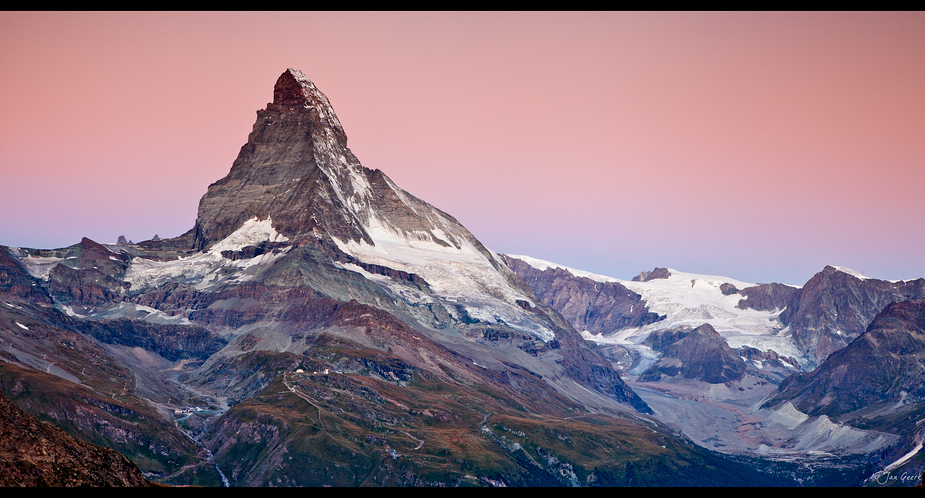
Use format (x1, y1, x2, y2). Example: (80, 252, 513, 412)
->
(734, 282, 801, 313)
(719, 283, 739, 295)
(638, 323, 747, 384)
(632, 267, 670, 282)
(72, 318, 226, 363)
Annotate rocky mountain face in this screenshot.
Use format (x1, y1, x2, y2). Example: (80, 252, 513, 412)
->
(0, 248, 53, 306)
(0, 69, 813, 486)
(734, 282, 801, 314)
(779, 267, 925, 366)
(637, 324, 747, 384)
(766, 298, 925, 421)
(502, 255, 664, 336)
(728, 266, 925, 367)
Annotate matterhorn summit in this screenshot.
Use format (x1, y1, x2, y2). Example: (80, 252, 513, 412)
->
(192, 68, 373, 249)
(188, 70, 553, 341)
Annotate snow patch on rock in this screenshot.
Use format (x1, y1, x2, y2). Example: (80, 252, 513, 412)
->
(124, 217, 290, 292)
(332, 218, 554, 342)
(18, 254, 64, 281)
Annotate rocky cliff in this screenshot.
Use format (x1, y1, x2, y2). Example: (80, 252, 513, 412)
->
(502, 255, 663, 337)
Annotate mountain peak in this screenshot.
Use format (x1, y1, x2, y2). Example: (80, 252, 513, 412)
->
(273, 68, 318, 106)
(266, 68, 346, 145)
(191, 69, 358, 249)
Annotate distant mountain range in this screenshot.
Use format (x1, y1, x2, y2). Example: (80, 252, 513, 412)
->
(505, 255, 925, 369)
(503, 254, 925, 482)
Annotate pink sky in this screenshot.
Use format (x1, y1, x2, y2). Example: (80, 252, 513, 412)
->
(1, 12, 923, 285)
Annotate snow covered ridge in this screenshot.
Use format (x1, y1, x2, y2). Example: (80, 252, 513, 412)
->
(506, 254, 625, 284)
(124, 217, 291, 292)
(509, 254, 806, 359)
(331, 216, 555, 342)
(831, 266, 871, 281)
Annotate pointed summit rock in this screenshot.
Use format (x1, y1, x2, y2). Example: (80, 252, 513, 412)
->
(269, 68, 348, 147)
(192, 68, 371, 251)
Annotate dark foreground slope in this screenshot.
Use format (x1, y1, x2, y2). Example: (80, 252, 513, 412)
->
(0, 390, 153, 487)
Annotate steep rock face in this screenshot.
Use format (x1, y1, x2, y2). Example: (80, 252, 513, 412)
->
(503, 255, 663, 336)
(781, 266, 925, 366)
(766, 298, 925, 419)
(72, 318, 226, 363)
(0, 390, 153, 487)
(192, 68, 488, 259)
(637, 323, 747, 384)
(193, 69, 361, 248)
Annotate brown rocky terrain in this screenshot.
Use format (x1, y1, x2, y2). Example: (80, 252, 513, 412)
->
(779, 267, 925, 366)
(0, 390, 153, 487)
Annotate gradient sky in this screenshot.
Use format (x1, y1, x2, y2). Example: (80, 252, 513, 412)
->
(1, 12, 923, 285)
